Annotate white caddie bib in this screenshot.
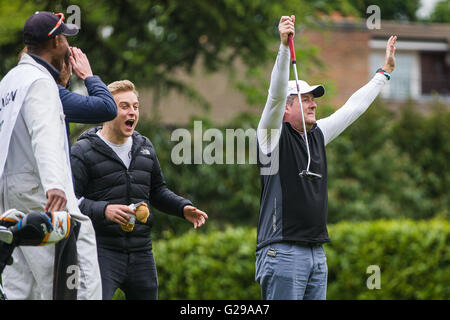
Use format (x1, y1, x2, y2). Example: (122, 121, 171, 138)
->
(0, 63, 48, 179)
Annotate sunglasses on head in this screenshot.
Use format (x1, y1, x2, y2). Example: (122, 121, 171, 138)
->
(47, 13, 65, 37)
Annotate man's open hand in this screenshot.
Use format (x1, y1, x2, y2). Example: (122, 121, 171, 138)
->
(183, 206, 208, 229)
(383, 35, 397, 73)
(69, 47, 93, 80)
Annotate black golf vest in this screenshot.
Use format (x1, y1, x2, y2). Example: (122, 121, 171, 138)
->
(256, 122, 330, 250)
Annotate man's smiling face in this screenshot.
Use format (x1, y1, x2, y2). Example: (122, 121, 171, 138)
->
(110, 90, 139, 139)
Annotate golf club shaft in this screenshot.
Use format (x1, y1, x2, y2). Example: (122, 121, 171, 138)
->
(0, 283, 7, 300)
(288, 34, 311, 172)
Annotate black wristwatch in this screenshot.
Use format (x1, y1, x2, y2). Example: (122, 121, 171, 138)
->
(376, 68, 391, 80)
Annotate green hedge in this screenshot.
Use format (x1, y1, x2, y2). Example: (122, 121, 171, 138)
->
(326, 219, 449, 299)
(154, 226, 259, 300)
(130, 219, 449, 300)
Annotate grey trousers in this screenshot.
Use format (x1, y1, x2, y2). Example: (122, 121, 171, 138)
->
(255, 242, 328, 300)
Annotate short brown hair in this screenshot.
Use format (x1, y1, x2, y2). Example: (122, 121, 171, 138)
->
(286, 94, 297, 106)
(107, 80, 139, 98)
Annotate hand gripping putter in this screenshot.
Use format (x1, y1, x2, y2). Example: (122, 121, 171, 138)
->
(288, 34, 322, 180)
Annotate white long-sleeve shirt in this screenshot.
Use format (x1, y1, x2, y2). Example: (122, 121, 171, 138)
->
(257, 43, 388, 154)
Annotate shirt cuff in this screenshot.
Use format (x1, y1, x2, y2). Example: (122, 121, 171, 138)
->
(179, 200, 193, 219)
(373, 73, 389, 84)
(77, 197, 85, 207)
(84, 75, 99, 84)
(280, 43, 290, 55)
(44, 185, 66, 195)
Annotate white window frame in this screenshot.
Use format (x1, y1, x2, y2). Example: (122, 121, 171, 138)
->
(369, 39, 449, 101)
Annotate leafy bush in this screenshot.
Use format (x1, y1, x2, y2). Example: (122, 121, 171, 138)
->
(140, 219, 449, 300)
(324, 100, 441, 223)
(391, 100, 450, 218)
(154, 226, 259, 300)
(134, 114, 263, 237)
(326, 219, 449, 299)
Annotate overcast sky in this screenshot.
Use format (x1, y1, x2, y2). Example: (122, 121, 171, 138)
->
(416, 0, 442, 18)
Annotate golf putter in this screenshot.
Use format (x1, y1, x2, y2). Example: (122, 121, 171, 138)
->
(288, 34, 322, 180)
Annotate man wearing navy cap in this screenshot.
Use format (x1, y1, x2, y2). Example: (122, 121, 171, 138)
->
(0, 11, 102, 299)
(23, 12, 78, 72)
(20, 12, 118, 143)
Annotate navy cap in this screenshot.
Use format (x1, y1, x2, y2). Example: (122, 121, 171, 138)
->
(23, 11, 79, 45)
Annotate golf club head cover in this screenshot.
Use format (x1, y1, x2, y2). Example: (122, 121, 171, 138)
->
(2, 210, 72, 246)
(0, 208, 26, 228)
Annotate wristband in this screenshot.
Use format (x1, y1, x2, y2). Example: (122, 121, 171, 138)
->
(376, 68, 391, 80)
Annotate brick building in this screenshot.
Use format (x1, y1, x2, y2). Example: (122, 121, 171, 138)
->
(139, 18, 450, 125)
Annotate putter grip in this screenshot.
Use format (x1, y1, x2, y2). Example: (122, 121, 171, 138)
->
(288, 34, 296, 62)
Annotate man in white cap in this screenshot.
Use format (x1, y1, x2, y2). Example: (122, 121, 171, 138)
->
(0, 11, 101, 299)
(255, 15, 396, 300)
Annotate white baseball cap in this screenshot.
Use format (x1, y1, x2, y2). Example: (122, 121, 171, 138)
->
(287, 80, 325, 98)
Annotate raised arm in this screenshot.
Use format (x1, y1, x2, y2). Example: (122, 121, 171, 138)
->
(59, 77, 117, 124)
(257, 15, 295, 154)
(317, 36, 397, 145)
(59, 47, 117, 124)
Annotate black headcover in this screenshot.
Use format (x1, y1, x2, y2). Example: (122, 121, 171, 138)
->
(10, 212, 53, 246)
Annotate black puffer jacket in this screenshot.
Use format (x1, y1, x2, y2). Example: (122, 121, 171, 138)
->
(70, 127, 192, 252)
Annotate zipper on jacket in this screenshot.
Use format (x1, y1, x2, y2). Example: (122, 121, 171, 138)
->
(125, 169, 131, 204)
(273, 197, 277, 233)
(125, 169, 132, 244)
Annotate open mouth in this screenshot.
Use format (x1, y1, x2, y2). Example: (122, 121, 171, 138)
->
(125, 119, 135, 129)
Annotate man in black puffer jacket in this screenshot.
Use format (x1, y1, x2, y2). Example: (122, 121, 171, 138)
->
(70, 80, 208, 300)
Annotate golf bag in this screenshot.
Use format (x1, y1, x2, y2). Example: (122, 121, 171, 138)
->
(0, 209, 72, 299)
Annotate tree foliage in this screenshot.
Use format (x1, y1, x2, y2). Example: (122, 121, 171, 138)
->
(0, 0, 301, 108)
(0, 0, 426, 108)
(429, 0, 450, 23)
